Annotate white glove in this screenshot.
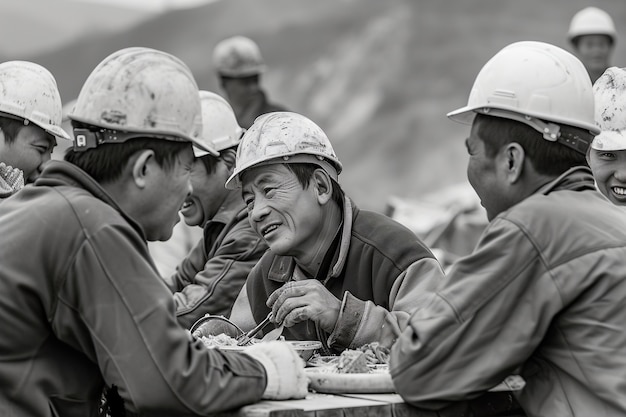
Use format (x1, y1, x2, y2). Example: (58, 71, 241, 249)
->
(242, 341, 308, 400)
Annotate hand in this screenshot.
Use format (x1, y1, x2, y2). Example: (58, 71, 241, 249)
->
(242, 341, 308, 400)
(267, 280, 341, 333)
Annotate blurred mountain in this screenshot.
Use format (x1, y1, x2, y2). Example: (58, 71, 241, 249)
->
(0, 0, 154, 58)
(20, 0, 626, 212)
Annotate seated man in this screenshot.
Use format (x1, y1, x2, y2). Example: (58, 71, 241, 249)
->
(0, 61, 70, 199)
(169, 90, 268, 328)
(226, 112, 444, 353)
(391, 41, 626, 416)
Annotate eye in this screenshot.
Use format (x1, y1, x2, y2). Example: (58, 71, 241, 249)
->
(263, 187, 276, 197)
(243, 194, 254, 210)
(598, 151, 617, 160)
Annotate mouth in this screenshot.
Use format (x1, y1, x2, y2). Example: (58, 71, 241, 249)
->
(260, 222, 281, 237)
(611, 186, 626, 198)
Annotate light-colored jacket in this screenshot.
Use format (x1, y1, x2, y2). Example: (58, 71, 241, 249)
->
(391, 167, 626, 417)
(170, 191, 268, 329)
(230, 196, 444, 353)
(0, 161, 267, 416)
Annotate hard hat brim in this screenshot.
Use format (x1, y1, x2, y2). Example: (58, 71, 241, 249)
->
(591, 130, 626, 151)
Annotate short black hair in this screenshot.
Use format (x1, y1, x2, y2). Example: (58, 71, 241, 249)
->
(64, 122, 191, 184)
(0, 115, 53, 145)
(475, 113, 589, 176)
(286, 163, 344, 207)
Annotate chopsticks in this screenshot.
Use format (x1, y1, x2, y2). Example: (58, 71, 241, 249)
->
(236, 312, 273, 346)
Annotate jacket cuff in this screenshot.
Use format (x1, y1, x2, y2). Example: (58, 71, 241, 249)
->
(328, 291, 365, 349)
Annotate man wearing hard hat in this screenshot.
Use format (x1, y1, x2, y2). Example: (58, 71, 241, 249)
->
(0, 61, 71, 200)
(0, 48, 307, 417)
(212, 36, 288, 129)
(391, 41, 626, 416)
(226, 111, 444, 353)
(588, 66, 626, 206)
(568, 6, 617, 83)
(168, 90, 268, 328)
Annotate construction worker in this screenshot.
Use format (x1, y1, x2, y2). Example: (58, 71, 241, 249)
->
(390, 41, 626, 416)
(212, 35, 288, 129)
(588, 66, 626, 206)
(169, 90, 268, 328)
(0, 47, 306, 417)
(568, 6, 617, 83)
(0, 61, 70, 199)
(224, 112, 444, 353)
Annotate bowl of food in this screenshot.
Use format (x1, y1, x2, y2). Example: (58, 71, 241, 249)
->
(211, 339, 322, 361)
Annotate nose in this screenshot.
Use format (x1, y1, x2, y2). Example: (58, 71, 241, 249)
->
(249, 197, 270, 223)
(614, 167, 626, 182)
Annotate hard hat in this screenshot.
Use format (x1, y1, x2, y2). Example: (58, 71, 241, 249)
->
(194, 90, 244, 157)
(212, 36, 266, 78)
(592, 67, 626, 151)
(68, 47, 209, 153)
(0, 61, 70, 140)
(225, 112, 342, 189)
(448, 41, 599, 154)
(568, 7, 616, 43)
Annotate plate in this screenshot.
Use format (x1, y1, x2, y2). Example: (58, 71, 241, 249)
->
(219, 340, 322, 361)
(305, 367, 395, 394)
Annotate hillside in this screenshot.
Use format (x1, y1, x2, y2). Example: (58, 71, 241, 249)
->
(24, 0, 626, 212)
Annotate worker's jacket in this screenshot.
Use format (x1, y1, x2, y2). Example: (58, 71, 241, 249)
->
(230, 196, 445, 353)
(391, 167, 626, 417)
(170, 192, 268, 329)
(0, 161, 266, 416)
(234, 90, 288, 129)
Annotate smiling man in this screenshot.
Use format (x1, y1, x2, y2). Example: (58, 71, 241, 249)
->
(0, 61, 70, 200)
(391, 41, 626, 417)
(226, 111, 444, 354)
(588, 66, 626, 206)
(168, 90, 268, 328)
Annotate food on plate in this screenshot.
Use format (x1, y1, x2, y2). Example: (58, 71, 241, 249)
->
(337, 350, 369, 373)
(308, 342, 390, 373)
(199, 333, 241, 348)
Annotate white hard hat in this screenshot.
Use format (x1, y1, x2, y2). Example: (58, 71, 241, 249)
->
(225, 112, 342, 189)
(69, 47, 209, 153)
(448, 41, 599, 154)
(568, 7, 616, 43)
(592, 67, 626, 151)
(194, 90, 244, 157)
(212, 36, 266, 78)
(0, 61, 70, 140)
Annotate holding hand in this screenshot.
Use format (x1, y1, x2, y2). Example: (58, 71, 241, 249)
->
(267, 280, 341, 333)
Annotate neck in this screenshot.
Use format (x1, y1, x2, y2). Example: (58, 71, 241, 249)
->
(296, 201, 342, 277)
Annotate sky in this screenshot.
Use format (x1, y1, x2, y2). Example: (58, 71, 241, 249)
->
(74, 0, 218, 12)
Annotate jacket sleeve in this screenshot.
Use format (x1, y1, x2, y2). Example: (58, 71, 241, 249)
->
(390, 218, 561, 410)
(55, 224, 267, 415)
(328, 257, 444, 349)
(171, 221, 267, 328)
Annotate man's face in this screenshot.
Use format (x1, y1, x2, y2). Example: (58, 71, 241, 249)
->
(588, 148, 626, 205)
(180, 156, 230, 227)
(0, 124, 56, 182)
(241, 164, 324, 257)
(465, 121, 508, 221)
(143, 146, 194, 241)
(575, 35, 613, 75)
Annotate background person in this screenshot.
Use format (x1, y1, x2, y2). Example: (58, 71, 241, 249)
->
(588, 66, 626, 206)
(169, 90, 268, 328)
(568, 6, 617, 83)
(212, 35, 288, 129)
(0, 61, 70, 199)
(225, 111, 444, 354)
(390, 41, 626, 416)
(0, 47, 306, 417)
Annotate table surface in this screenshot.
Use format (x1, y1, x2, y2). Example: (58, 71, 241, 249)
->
(208, 390, 524, 417)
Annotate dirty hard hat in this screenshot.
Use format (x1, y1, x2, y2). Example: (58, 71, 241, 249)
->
(212, 36, 266, 78)
(0, 61, 70, 140)
(448, 41, 599, 154)
(225, 112, 342, 189)
(194, 90, 244, 157)
(592, 67, 626, 151)
(568, 7, 616, 43)
(68, 47, 210, 153)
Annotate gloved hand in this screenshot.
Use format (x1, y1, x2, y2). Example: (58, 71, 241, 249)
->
(242, 341, 308, 400)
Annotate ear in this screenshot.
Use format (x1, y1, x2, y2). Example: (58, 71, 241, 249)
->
(131, 150, 155, 189)
(312, 168, 334, 205)
(502, 142, 525, 184)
